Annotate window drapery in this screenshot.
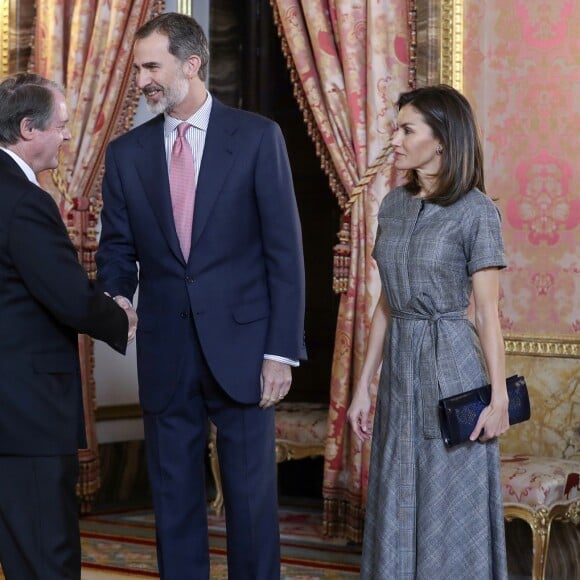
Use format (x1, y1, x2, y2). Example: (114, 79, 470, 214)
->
(270, 0, 409, 540)
(31, 0, 164, 511)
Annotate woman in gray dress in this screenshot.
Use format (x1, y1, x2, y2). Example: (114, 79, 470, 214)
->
(348, 85, 509, 579)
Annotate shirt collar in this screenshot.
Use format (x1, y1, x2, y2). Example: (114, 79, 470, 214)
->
(0, 147, 40, 185)
(164, 91, 213, 136)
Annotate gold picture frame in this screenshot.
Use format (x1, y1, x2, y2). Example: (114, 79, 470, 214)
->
(0, 1, 10, 77)
(0, 0, 34, 78)
(415, 0, 463, 91)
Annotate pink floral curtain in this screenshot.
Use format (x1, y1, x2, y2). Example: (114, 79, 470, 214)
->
(31, 0, 164, 511)
(271, 0, 409, 540)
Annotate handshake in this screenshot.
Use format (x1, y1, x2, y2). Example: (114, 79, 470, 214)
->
(108, 294, 138, 343)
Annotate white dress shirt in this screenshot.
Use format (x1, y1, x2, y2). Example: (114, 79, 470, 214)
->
(0, 147, 39, 185)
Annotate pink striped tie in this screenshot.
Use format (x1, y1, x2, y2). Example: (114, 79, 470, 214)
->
(169, 122, 196, 259)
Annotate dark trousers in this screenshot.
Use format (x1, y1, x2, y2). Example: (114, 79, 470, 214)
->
(0, 455, 80, 580)
(143, 322, 280, 580)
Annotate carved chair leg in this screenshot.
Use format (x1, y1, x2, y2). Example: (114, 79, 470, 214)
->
(530, 509, 552, 580)
(208, 437, 224, 516)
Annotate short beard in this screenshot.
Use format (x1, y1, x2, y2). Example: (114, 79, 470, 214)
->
(145, 74, 189, 116)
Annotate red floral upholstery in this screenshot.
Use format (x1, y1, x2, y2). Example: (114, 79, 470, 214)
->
(500, 454, 580, 580)
(501, 454, 580, 507)
(274, 402, 328, 447)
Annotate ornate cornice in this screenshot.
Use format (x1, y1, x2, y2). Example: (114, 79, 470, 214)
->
(504, 334, 580, 359)
(440, 0, 463, 90)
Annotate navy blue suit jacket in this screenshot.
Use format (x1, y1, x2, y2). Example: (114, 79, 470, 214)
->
(0, 151, 128, 455)
(97, 99, 306, 413)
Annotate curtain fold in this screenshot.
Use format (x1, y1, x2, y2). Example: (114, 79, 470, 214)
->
(31, 0, 164, 511)
(271, 0, 409, 540)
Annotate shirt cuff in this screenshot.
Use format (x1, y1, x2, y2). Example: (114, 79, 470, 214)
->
(264, 354, 300, 367)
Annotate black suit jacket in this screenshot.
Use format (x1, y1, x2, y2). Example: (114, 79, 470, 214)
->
(0, 150, 128, 456)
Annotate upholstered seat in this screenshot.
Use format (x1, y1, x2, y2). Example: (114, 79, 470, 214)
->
(208, 402, 327, 515)
(501, 454, 580, 580)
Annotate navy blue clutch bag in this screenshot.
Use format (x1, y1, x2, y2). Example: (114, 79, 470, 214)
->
(438, 375, 531, 447)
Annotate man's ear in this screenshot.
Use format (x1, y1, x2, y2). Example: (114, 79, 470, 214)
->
(19, 118, 35, 141)
(184, 55, 202, 79)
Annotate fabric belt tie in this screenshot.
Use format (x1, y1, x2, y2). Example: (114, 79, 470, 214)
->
(390, 308, 466, 438)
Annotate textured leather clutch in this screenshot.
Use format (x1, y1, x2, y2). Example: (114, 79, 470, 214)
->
(438, 375, 531, 447)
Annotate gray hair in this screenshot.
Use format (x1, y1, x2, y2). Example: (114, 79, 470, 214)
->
(135, 12, 210, 82)
(0, 73, 62, 146)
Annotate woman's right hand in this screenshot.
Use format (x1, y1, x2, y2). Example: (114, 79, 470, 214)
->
(347, 290, 389, 443)
(347, 385, 373, 442)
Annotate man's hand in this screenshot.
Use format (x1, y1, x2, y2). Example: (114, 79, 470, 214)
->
(113, 295, 138, 343)
(259, 359, 292, 408)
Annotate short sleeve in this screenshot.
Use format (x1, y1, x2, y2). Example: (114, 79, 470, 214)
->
(465, 197, 507, 275)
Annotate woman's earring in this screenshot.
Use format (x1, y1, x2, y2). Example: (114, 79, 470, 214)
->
(436, 145, 443, 155)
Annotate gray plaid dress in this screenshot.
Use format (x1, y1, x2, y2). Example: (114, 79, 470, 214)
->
(362, 187, 508, 580)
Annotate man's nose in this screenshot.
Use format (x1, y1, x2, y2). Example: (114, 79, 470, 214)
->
(135, 70, 148, 89)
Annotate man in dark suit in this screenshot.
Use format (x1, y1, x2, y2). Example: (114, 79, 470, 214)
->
(0, 73, 136, 579)
(96, 12, 306, 580)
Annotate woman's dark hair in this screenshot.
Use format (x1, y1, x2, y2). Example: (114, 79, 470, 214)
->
(135, 12, 210, 82)
(0, 73, 60, 146)
(397, 84, 485, 205)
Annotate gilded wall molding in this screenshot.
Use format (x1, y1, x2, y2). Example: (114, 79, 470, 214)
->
(0, 0, 9, 78)
(1, 1, 34, 77)
(439, 0, 463, 90)
(176, 0, 192, 16)
(504, 334, 580, 359)
(415, 0, 463, 90)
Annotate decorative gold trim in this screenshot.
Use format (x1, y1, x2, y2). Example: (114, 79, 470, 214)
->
(440, 0, 463, 90)
(176, 0, 192, 17)
(207, 437, 223, 515)
(275, 441, 325, 463)
(503, 499, 580, 580)
(407, 1, 418, 89)
(95, 404, 143, 422)
(414, 0, 463, 89)
(504, 334, 580, 359)
(0, 0, 10, 78)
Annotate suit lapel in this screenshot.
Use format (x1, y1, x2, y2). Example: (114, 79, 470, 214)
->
(134, 116, 185, 264)
(191, 100, 236, 251)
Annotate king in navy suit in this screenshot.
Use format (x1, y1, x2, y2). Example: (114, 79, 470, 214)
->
(96, 13, 306, 579)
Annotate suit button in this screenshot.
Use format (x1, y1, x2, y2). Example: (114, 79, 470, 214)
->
(185, 276, 194, 284)
(179, 311, 188, 318)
